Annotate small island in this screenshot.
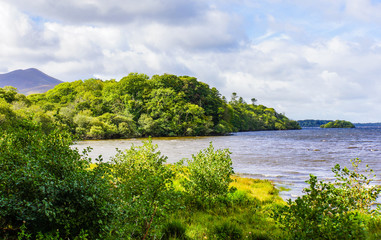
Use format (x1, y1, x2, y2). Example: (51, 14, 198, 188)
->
(320, 120, 355, 128)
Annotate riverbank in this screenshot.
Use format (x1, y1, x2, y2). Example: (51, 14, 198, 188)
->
(74, 127, 381, 203)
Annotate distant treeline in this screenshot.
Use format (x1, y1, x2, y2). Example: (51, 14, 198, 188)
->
(354, 122, 381, 127)
(0, 73, 300, 139)
(299, 119, 379, 128)
(298, 119, 333, 127)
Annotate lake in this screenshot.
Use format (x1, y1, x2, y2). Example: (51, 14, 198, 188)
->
(73, 127, 381, 200)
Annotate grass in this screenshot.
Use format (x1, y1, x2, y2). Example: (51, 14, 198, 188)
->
(230, 175, 284, 204)
(167, 175, 286, 240)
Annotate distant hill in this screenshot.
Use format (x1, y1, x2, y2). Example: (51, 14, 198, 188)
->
(0, 68, 63, 95)
(298, 119, 333, 127)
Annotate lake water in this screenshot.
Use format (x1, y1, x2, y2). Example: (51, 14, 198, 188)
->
(73, 127, 381, 200)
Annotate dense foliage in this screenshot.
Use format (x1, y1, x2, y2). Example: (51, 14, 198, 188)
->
(320, 120, 355, 128)
(276, 159, 381, 240)
(0, 116, 115, 239)
(1, 73, 300, 139)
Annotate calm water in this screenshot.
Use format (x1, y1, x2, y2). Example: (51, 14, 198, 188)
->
(73, 127, 381, 200)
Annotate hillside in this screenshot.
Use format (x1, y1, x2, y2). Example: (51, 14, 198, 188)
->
(0, 68, 63, 94)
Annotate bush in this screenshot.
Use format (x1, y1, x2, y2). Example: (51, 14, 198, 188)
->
(182, 142, 234, 205)
(0, 124, 115, 239)
(110, 139, 178, 239)
(275, 159, 381, 240)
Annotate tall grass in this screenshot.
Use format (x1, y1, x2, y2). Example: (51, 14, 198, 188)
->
(167, 175, 285, 240)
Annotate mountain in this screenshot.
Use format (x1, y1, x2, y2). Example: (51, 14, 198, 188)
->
(0, 68, 63, 94)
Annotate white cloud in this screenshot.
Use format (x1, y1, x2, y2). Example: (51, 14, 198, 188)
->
(178, 36, 381, 122)
(343, 0, 381, 22)
(1, 0, 381, 122)
(290, 0, 381, 24)
(8, 0, 206, 25)
(130, 10, 244, 52)
(0, 2, 31, 44)
(0, 2, 48, 71)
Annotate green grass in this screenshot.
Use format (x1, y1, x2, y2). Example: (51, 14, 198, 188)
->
(167, 175, 285, 240)
(230, 175, 284, 204)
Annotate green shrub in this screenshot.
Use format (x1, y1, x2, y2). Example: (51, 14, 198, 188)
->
(182, 142, 234, 206)
(0, 124, 115, 239)
(110, 139, 178, 239)
(275, 159, 381, 240)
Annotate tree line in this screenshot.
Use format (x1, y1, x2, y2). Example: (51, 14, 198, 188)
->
(1, 73, 300, 139)
(297, 119, 333, 127)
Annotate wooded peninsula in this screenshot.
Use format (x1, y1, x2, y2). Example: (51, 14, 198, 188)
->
(0, 73, 300, 139)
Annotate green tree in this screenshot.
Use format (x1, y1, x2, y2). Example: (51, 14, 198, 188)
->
(102, 79, 124, 113)
(0, 98, 17, 129)
(119, 73, 150, 100)
(0, 86, 18, 103)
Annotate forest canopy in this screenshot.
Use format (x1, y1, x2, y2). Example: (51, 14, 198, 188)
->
(1, 73, 300, 139)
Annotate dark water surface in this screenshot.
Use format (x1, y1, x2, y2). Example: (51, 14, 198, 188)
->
(74, 127, 381, 200)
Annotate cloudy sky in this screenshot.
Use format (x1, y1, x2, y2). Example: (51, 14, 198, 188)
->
(1, 0, 381, 122)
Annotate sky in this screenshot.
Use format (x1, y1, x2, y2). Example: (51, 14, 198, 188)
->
(1, 0, 381, 123)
